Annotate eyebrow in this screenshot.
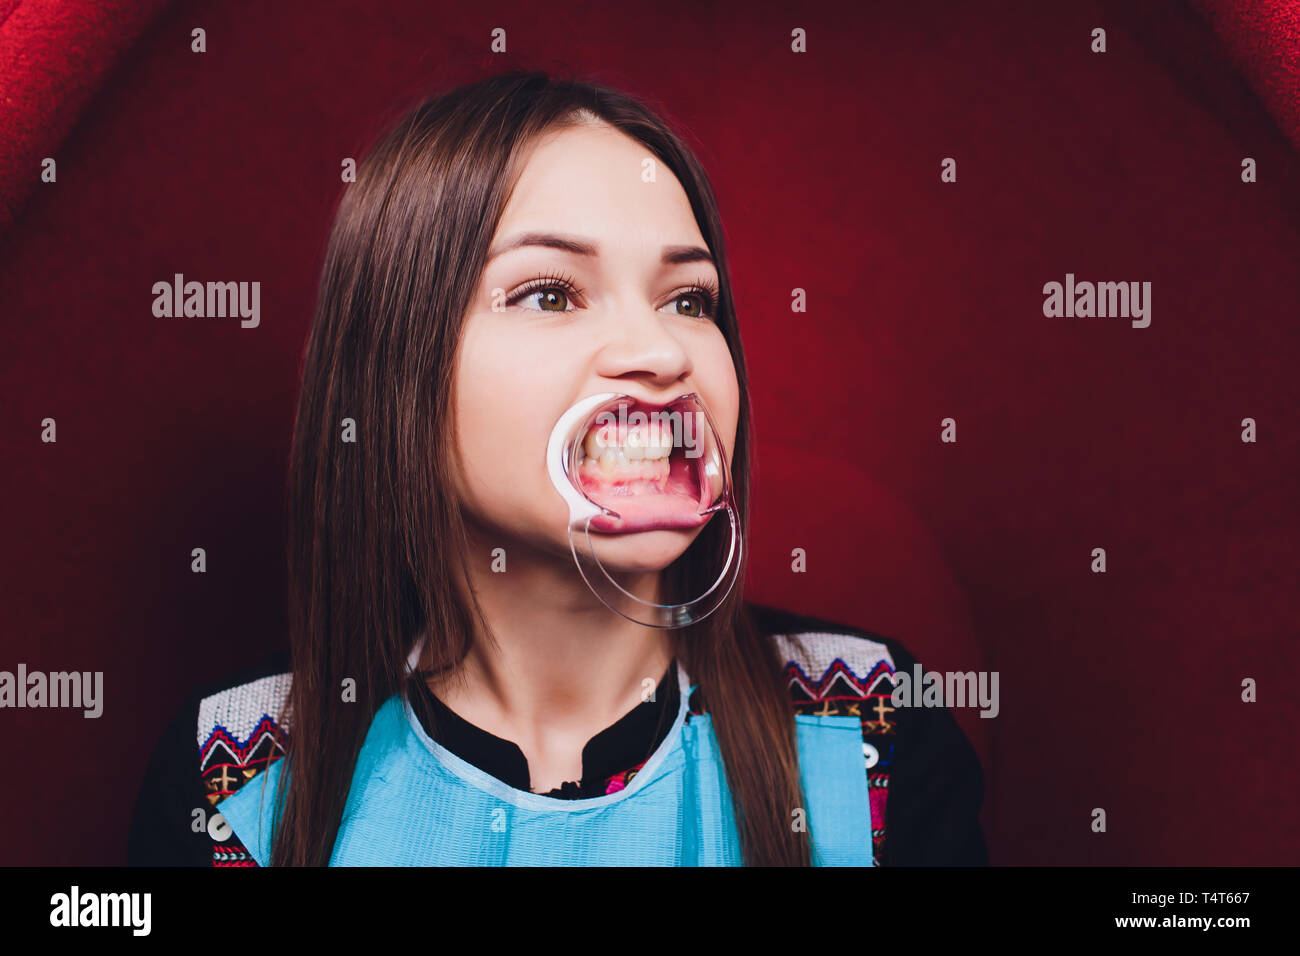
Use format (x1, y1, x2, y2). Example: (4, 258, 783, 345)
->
(485, 231, 714, 267)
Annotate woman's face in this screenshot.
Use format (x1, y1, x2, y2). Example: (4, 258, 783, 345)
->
(453, 120, 740, 575)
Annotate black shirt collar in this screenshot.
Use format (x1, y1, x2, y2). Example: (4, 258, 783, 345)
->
(408, 658, 680, 799)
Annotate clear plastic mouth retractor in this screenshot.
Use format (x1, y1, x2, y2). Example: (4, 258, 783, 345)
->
(546, 392, 742, 629)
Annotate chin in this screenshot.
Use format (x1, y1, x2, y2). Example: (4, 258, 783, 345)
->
(580, 527, 700, 574)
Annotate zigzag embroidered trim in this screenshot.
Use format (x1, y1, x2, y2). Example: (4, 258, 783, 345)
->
(197, 630, 898, 866)
(199, 674, 291, 866)
(773, 632, 897, 865)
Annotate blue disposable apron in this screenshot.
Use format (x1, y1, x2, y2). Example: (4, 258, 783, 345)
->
(216, 661, 873, 866)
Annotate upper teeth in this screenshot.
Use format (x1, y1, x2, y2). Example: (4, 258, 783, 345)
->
(582, 423, 673, 461)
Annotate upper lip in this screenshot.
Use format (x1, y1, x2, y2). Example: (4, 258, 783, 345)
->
(597, 392, 694, 416)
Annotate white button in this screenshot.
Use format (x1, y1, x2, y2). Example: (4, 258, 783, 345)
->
(863, 742, 879, 768)
(208, 812, 233, 842)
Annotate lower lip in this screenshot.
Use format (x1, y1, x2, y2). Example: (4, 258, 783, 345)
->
(577, 450, 709, 534)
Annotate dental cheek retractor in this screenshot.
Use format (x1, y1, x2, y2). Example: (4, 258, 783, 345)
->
(545, 392, 742, 629)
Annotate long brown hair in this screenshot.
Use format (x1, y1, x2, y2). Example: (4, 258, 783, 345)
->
(266, 70, 813, 866)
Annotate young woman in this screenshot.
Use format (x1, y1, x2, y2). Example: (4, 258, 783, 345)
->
(127, 70, 988, 867)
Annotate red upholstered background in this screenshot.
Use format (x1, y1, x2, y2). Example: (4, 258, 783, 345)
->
(1, 0, 1297, 865)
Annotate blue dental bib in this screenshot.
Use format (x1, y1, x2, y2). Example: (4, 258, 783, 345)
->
(216, 662, 873, 866)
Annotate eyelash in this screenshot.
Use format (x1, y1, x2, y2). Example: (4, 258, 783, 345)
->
(504, 272, 721, 319)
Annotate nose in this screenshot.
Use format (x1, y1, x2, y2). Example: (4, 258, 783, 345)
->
(592, 304, 694, 389)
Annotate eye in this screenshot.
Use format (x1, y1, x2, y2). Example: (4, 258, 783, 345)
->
(660, 280, 720, 320)
(519, 287, 571, 312)
(505, 271, 584, 313)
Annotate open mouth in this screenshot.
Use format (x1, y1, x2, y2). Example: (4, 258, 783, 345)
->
(573, 399, 714, 534)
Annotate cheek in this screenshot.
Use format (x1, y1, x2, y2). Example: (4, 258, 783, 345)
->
(452, 319, 574, 532)
(696, 339, 741, 461)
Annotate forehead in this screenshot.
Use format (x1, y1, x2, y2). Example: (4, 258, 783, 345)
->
(497, 122, 705, 247)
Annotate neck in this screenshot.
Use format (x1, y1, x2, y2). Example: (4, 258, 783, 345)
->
(427, 521, 677, 753)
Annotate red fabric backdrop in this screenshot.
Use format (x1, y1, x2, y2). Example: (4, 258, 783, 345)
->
(1, 0, 1297, 865)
